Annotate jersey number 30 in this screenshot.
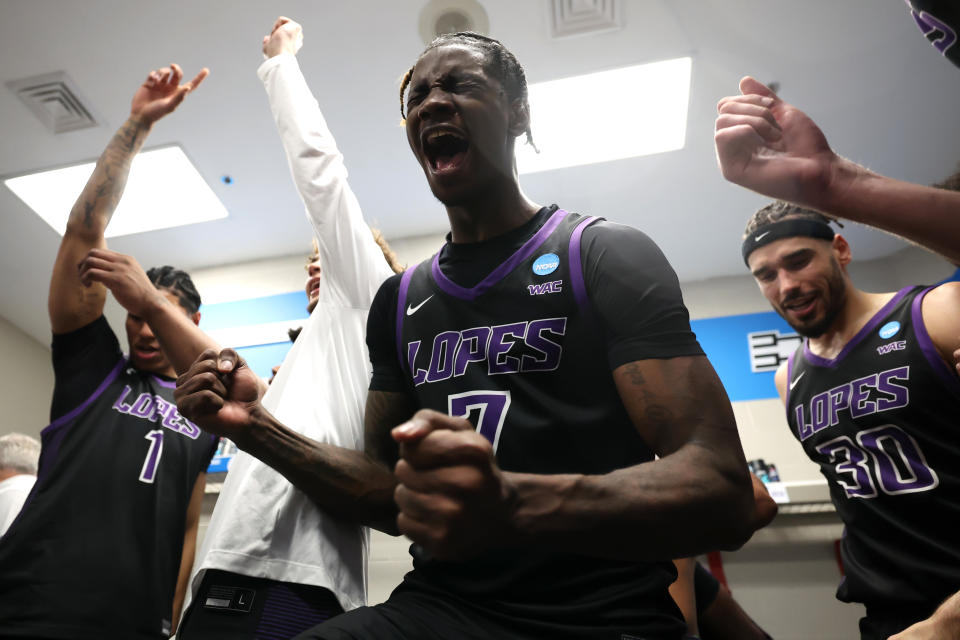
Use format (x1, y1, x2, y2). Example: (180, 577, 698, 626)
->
(815, 424, 939, 499)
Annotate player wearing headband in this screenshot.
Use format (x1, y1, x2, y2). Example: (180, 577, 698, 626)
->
(719, 76, 960, 639)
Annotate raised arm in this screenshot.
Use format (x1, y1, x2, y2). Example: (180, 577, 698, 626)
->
(258, 17, 395, 306)
(173, 348, 411, 533)
(715, 76, 960, 264)
(49, 64, 207, 335)
(77, 248, 228, 378)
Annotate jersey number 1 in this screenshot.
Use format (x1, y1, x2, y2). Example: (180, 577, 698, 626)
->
(139, 430, 164, 484)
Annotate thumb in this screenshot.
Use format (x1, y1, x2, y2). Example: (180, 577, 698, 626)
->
(739, 76, 778, 100)
(217, 348, 241, 373)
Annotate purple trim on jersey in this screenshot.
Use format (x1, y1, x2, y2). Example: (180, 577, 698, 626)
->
(150, 374, 176, 389)
(785, 349, 796, 417)
(396, 263, 420, 371)
(802, 287, 913, 368)
(43, 357, 127, 435)
(911, 286, 960, 396)
(430, 209, 569, 301)
(27, 357, 127, 514)
(569, 215, 599, 317)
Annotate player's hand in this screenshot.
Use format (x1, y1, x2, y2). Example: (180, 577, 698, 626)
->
(715, 76, 839, 208)
(262, 16, 303, 59)
(890, 616, 954, 639)
(751, 474, 778, 529)
(175, 348, 262, 443)
(392, 409, 518, 560)
(78, 249, 165, 318)
(131, 63, 208, 125)
(953, 343, 960, 377)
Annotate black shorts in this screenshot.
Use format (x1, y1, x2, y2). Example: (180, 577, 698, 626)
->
(178, 569, 344, 640)
(294, 580, 688, 640)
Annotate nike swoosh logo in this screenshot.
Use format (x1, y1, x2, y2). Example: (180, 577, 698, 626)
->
(789, 371, 805, 390)
(406, 295, 434, 316)
(755, 231, 771, 241)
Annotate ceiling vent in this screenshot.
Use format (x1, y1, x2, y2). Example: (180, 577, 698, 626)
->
(419, 0, 490, 45)
(7, 71, 97, 134)
(550, 0, 623, 39)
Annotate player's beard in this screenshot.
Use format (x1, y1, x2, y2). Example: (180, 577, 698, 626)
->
(780, 258, 847, 339)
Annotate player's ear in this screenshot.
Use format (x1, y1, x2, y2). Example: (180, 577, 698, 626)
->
(191, 311, 201, 326)
(832, 234, 851, 267)
(508, 98, 529, 137)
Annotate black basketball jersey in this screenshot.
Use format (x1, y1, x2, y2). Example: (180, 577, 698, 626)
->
(0, 318, 216, 639)
(785, 286, 960, 609)
(393, 209, 686, 638)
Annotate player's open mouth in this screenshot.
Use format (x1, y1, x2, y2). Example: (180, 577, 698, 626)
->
(782, 293, 817, 317)
(423, 128, 469, 174)
(134, 345, 161, 360)
(307, 277, 321, 299)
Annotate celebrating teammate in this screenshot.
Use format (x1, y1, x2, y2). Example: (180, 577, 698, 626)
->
(177, 33, 770, 639)
(0, 65, 221, 639)
(718, 77, 960, 639)
(176, 18, 401, 638)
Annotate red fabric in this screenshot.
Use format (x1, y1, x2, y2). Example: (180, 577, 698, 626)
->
(833, 539, 845, 576)
(706, 551, 728, 588)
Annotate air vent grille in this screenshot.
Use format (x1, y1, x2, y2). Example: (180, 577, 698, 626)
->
(7, 71, 97, 134)
(550, 0, 623, 39)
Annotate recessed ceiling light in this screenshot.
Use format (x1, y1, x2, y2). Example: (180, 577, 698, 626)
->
(517, 57, 692, 174)
(4, 145, 228, 237)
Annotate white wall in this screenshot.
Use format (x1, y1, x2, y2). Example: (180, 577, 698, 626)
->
(0, 315, 54, 439)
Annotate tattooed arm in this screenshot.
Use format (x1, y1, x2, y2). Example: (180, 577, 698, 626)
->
(49, 64, 207, 334)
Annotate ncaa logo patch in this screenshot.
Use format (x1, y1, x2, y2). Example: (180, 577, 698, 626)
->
(532, 253, 560, 276)
(878, 321, 901, 340)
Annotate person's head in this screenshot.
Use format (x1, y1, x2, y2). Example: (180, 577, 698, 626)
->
(743, 201, 852, 338)
(0, 433, 41, 481)
(126, 266, 201, 375)
(305, 238, 321, 314)
(399, 32, 534, 206)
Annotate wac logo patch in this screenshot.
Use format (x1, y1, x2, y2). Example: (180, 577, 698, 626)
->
(528, 279, 562, 296)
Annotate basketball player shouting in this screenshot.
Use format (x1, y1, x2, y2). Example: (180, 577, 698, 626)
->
(718, 77, 960, 639)
(177, 34, 772, 639)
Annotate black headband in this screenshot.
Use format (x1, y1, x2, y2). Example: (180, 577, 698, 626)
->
(741, 218, 835, 266)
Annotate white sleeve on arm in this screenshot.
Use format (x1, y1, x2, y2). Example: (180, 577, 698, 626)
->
(258, 53, 395, 308)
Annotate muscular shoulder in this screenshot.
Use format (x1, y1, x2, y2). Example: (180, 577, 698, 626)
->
(774, 361, 788, 403)
(920, 281, 960, 363)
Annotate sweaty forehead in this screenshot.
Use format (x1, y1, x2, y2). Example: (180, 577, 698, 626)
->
(411, 44, 490, 84)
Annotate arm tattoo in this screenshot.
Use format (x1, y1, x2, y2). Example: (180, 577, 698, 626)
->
(71, 117, 151, 231)
(622, 361, 678, 430)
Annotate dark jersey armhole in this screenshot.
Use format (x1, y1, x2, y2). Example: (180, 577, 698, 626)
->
(568, 215, 601, 322)
(367, 273, 409, 393)
(579, 221, 704, 370)
(50, 316, 124, 422)
(911, 286, 960, 396)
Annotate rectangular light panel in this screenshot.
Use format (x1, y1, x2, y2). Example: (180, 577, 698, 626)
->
(4, 145, 228, 237)
(517, 57, 691, 174)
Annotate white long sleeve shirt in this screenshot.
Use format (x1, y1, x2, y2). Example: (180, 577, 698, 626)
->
(185, 53, 395, 614)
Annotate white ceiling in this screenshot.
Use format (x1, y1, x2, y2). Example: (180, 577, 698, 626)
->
(2, 0, 959, 346)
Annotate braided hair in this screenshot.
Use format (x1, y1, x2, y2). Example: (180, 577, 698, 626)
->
(399, 32, 537, 151)
(743, 201, 839, 240)
(146, 265, 201, 315)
